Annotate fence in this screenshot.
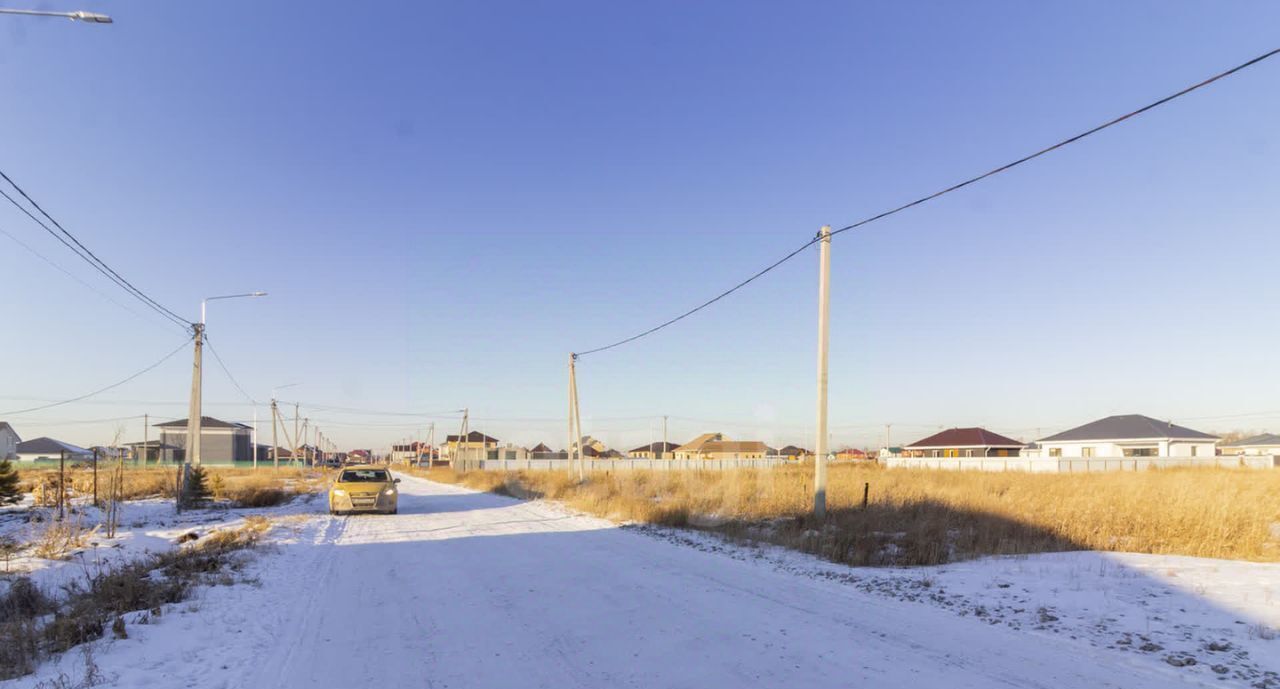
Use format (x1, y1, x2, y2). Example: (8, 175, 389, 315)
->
(452, 456, 798, 473)
(881, 455, 1277, 472)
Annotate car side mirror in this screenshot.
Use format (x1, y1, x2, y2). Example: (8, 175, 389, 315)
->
(393, 478, 401, 483)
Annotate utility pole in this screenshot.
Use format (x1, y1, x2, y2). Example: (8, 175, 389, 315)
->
(663, 415, 668, 460)
(813, 225, 831, 519)
(271, 398, 280, 470)
(568, 353, 583, 481)
(182, 322, 204, 509)
(142, 413, 148, 466)
(884, 423, 892, 452)
(252, 407, 258, 469)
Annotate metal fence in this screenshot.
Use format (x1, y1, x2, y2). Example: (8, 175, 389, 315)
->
(452, 456, 798, 473)
(881, 455, 1277, 472)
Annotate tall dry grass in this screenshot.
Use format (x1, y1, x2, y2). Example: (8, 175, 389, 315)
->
(15, 466, 325, 506)
(410, 464, 1280, 566)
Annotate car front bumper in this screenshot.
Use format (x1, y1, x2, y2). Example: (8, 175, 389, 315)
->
(329, 491, 397, 514)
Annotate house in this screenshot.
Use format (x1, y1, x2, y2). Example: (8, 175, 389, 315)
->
(390, 441, 423, 464)
(529, 442, 559, 459)
(834, 447, 868, 461)
(15, 437, 91, 463)
(444, 431, 499, 461)
(673, 433, 769, 460)
(904, 428, 1026, 458)
(1218, 433, 1280, 456)
(0, 422, 20, 460)
(1037, 414, 1218, 458)
(492, 444, 530, 461)
(776, 445, 812, 460)
(153, 417, 253, 465)
(124, 440, 182, 464)
(628, 441, 680, 459)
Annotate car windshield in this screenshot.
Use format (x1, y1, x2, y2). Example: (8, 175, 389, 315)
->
(339, 469, 389, 483)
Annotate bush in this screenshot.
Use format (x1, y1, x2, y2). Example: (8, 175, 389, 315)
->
(0, 459, 20, 506)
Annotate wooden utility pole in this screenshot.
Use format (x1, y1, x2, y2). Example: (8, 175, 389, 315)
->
(143, 413, 148, 466)
(92, 447, 99, 507)
(814, 225, 831, 519)
(662, 415, 668, 460)
(293, 403, 300, 467)
(58, 449, 66, 520)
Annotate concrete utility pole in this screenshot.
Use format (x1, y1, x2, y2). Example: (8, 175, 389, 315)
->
(293, 403, 300, 467)
(183, 322, 204, 505)
(813, 225, 832, 519)
(663, 415, 668, 460)
(142, 413, 148, 466)
(567, 353, 583, 481)
(271, 399, 280, 470)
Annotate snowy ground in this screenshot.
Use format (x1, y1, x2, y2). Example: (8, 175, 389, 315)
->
(3, 474, 1277, 689)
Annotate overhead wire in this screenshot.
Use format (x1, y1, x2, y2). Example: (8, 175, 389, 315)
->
(204, 335, 258, 405)
(0, 170, 191, 331)
(575, 46, 1280, 358)
(0, 339, 191, 416)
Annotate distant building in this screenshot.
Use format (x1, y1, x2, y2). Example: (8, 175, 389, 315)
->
(904, 428, 1025, 458)
(628, 441, 680, 459)
(0, 422, 20, 460)
(124, 440, 181, 464)
(1218, 433, 1280, 456)
(15, 437, 91, 463)
(776, 445, 812, 460)
(834, 447, 868, 461)
(1037, 414, 1217, 458)
(444, 431, 499, 461)
(492, 444, 530, 460)
(153, 416, 252, 465)
(673, 433, 768, 460)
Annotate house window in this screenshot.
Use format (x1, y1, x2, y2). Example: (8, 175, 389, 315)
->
(1081, 447, 1095, 458)
(1190, 446, 1198, 457)
(1122, 448, 1156, 457)
(1049, 448, 1062, 458)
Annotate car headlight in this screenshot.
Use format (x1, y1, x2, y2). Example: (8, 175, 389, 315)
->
(332, 489, 346, 496)
(381, 487, 396, 496)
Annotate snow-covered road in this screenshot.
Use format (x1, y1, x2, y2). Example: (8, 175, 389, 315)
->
(240, 474, 1189, 689)
(12, 473, 1271, 689)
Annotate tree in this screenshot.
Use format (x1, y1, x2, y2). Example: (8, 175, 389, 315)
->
(184, 466, 211, 505)
(0, 458, 21, 506)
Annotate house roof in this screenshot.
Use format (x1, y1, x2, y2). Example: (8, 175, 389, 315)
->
(0, 421, 19, 441)
(1040, 415, 1218, 443)
(906, 427, 1025, 449)
(153, 416, 250, 429)
(628, 441, 680, 454)
(16, 437, 90, 455)
(1221, 433, 1280, 448)
(777, 445, 810, 455)
(701, 440, 769, 454)
(529, 443, 554, 453)
(673, 433, 723, 453)
(446, 431, 499, 443)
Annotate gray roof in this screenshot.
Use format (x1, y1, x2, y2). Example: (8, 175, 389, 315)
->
(1040, 415, 1217, 443)
(0, 421, 18, 441)
(16, 437, 91, 456)
(1221, 433, 1280, 448)
(153, 416, 250, 429)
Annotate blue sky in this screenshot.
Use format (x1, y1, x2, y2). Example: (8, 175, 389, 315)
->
(1, 1, 1278, 452)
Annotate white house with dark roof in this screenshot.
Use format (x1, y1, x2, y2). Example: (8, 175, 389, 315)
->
(0, 422, 20, 460)
(154, 416, 252, 465)
(15, 437, 92, 463)
(1037, 414, 1218, 459)
(1218, 433, 1280, 457)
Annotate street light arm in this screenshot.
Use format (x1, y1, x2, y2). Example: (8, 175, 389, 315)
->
(0, 8, 112, 23)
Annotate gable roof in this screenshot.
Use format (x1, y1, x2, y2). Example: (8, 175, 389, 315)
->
(0, 421, 18, 441)
(16, 437, 90, 456)
(529, 443, 554, 453)
(628, 441, 680, 454)
(1040, 415, 1217, 443)
(777, 445, 810, 455)
(446, 431, 498, 443)
(153, 416, 250, 429)
(906, 427, 1025, 449)
(674, 433, 723, 453)
(1221, 433, 1280, 448)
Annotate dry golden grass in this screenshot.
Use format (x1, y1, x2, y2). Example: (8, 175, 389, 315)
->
(409, 464, 1280, 566)
(15, 466, 325, 505)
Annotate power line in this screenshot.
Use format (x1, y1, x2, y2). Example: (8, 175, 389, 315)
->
(204, 335, 258, 405)
(0, 339, 190, 415)
(0, 222, 152, 321)
(0, 170, 191, 331)
(576, 46, 1280, 358)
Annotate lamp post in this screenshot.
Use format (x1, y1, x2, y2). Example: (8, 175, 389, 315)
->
(0, 8, 112, 22)
(181, 292, 266, 508)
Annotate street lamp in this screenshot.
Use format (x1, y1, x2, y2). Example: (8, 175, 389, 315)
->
(0, 8, 112, 23)
(181, 292, 266, 508)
